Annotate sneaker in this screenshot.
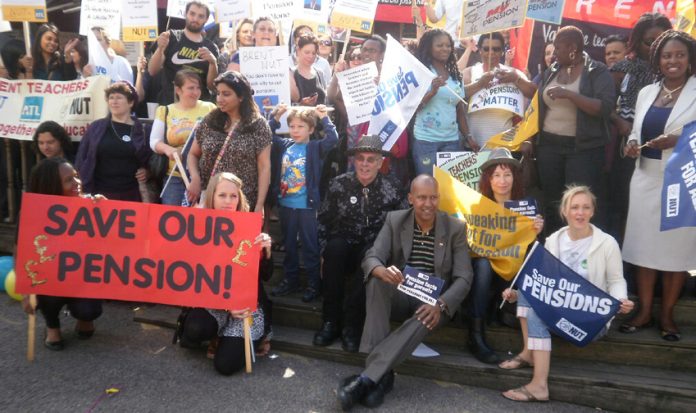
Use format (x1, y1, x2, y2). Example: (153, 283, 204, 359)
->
(271, 279, 300, 297)
(301, 287, 319, 303)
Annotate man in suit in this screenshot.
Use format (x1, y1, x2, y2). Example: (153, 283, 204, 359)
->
(337, 175, 474, 411)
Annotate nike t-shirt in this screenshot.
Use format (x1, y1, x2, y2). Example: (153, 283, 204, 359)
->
(154, 30, 219, 105)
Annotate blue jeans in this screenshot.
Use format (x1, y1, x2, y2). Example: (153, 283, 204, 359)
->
(469, 258, 494, 318)
(411, 139, 461, 176)
(279, 206, 320, 290)
(161, 176, 186, 206)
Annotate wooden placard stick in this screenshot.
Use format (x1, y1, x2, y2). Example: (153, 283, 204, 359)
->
(487, 32, 492, 69)
(340, 29, 352, 61)
(263, 105, 334, 112)
(27, 295, 37, 361)
(138, 41, 145, 58)
(244, 316, 252, 373)
(173, 152, 190, 189)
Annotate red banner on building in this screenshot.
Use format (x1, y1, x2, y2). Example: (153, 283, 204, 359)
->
(376, 0, 426, 24)
(563, 0, 675, 29)
(15, 194, 262, 311)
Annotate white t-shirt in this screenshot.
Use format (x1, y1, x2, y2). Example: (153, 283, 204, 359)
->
(559, 232, 592, 280)
(110, 54, 134, 84)
(435, 0, 464, 40)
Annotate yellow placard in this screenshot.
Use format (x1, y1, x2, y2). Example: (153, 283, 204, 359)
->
(1, 5, 47, 23)
(435, 166, 537, 281)
(122, 26, 159, 42)
(486, 92, 539, 151)
(330, 12, 373, 34)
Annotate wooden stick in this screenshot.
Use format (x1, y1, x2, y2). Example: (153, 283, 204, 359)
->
(263, 105, 334, 111)
(499, 242, 540, 309)
(165, 17, 171, 31)
(487, 32, 492, 70)
(138, 41, 145, 58)
(244, 316, 252, 373)
(23, 22, 31, 56)
(444, 85, 467, 105)
(173, 152, 190, 189)
(27, 295, 37, 362)
(341, 29, 351, 58)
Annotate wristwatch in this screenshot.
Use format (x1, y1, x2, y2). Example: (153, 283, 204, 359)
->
(437, 299, 448, 313)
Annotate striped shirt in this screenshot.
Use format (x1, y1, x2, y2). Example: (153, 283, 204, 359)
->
(407, 223, 435, 274)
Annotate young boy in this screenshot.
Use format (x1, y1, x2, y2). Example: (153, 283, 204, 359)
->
(269, 104, 338, 302)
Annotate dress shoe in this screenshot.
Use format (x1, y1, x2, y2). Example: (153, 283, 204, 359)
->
(271, 279, 300, 297)
(337, 375, 373, 411)
(341, 328, 360, 353)
(313, 321, 340, 346)
(363, 370, 395, 408)
(301, 287, 319, 303)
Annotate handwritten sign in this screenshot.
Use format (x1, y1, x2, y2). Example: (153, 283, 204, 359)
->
(216, 0, 251, 23)
(80, 0, 121, 40)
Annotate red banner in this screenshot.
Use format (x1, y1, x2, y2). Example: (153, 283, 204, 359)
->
(563, 0, 675, 28)
(15, 194, 262, 311)
(376, 0, 426, 24)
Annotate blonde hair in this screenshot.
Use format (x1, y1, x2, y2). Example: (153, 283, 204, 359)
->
(287, 107, 317, 129)
(559, 185, 596, 221)
(204, 172, 250, 212)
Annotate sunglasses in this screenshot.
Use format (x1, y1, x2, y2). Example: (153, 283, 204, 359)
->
(350, 54, 362, 61)
(482, 46, 503, 53)
(320, 39, 333, 47)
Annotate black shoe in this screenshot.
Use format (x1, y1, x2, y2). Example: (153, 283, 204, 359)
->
(363, 370, 395, 408)
(468, 318, 500, 364)
(271, 279, 300, 297)
(341, 328, 360, 353)
(44, 339, 65, 351)
(337, 375, 373, 411)
(301, 287, 319, 302)
(313, 321, 340, 346)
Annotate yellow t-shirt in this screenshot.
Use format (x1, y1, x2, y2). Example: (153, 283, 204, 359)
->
(156, 100, 216, 175)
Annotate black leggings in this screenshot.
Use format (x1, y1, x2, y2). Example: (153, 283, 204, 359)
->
(182, 308, 261, 376)
(37, 295, 102, 329)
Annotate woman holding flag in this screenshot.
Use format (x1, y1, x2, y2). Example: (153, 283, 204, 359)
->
(499, 186, 633, 402)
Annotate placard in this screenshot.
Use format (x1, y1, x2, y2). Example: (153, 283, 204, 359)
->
(122, 0, 159, 42)
(330, 0, 380, 34)
(253, 0, 301, 43)
(504, 198, 538, 218)
(397, 266, 444, 306)
(216, 0, 251, 23)
(460, 0, 527, 38)
(436, 151, 491, 191)
(0, 0, 46, 23)
(526, 0, 565, 24)
(335, 62, 378, 126)
(79, 0, 122, 40)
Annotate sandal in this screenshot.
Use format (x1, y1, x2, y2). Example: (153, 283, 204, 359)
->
(619, 319, 654, 334)
(502, 386, 549, 402)
(498, 355, 533, 370)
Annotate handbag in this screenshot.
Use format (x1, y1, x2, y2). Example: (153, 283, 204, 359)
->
(149, 106, 170, 182)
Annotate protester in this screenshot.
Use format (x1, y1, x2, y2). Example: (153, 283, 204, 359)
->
(253, 17, 281, 47)
(532, 42, 554, 85)
(187, 71, 272, 211)
(1, 39, 30, 79)
(424, 0, 464, 41)
(535, 26, 615, 235)
(290, 25, 333, 89)
(500, 186, 633, 402)
(413, 29, 472, 175)
(468, 148, 543, 364)
(179, 172, 273, 375)
(75, 81, 152, 201)
(336, 175, 473, 410)
(148, 0, 219, 104)
(462, 32, 536, 148)
(30, 23, 78, 80)
(314, 135, 408, 352)
(69, 39, 92, 79)
(608, 13, 671, 243)
(620, 30, 696, 341)
(21, 158, 103, 350)
(150, 70, 216, 205)
(604, 34, 628, 68)
(268, 104, 338, 302)
(218, 18, 254, 73)
(91, 27, 134, 83)
(290, 33, 326, 105)
(317, 34, 334, 65)
(32, 121, 74, 162)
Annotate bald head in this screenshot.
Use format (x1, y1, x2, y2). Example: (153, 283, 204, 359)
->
(410, 174, 438, 194)
(408, 175, 439, 226)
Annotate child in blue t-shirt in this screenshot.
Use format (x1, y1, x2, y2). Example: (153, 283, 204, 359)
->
(269, 104, 338, 302)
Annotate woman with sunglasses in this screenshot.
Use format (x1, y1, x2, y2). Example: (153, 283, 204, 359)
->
(463, 32, 536, 149)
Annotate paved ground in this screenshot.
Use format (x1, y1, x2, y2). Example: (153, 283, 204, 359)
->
(0, 299, 604, 413)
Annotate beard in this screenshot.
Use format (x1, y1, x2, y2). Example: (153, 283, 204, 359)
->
(186, 21, 203, 33)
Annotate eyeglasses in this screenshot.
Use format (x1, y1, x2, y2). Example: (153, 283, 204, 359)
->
(482, 46, 503, 53)
(642, 38, 656, 47)
(320, 40, 332, 47)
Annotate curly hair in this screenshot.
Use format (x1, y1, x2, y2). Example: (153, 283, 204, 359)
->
(415, 29, 461, 84)
(478, 163, 525, 202)
(627, 12, 672, 56)
(649, 30, 696, 78)
(206, 71, 260, 133)
(32, 121, 73, 159)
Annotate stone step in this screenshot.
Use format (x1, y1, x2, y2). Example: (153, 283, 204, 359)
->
(271, 324, 696, 413)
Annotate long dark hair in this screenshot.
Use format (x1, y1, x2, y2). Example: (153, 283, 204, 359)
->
(1, 39, 27, 79)
(32, 121, 73, 159)
(28, 157, 72, 196)
(416, 29, 461, 84)
(206, 71, 260, 133)
(478, 163, 525, 202)
(628, 12, 672, 58)
(32, 24, 61, 75)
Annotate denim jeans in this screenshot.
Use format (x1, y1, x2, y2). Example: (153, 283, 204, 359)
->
(161, 176, 186, 206)
(469, 258, 495, 318)
(279, 206, 320, 290)
(411, 139, 461, 176)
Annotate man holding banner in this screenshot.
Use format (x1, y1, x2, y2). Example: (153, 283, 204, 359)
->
(500, 186, 633, 402)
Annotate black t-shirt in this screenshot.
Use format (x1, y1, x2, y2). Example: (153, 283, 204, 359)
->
(153, 30, 219, 105)
(94, 122, 139, 192)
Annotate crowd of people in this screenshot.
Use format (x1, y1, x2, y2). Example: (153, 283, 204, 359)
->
(2, 1, 695, 408)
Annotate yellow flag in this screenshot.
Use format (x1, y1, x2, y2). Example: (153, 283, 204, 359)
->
(434, 167, 537, 281)
(676, 0, 696, 36)
(485, 92, 539, 152)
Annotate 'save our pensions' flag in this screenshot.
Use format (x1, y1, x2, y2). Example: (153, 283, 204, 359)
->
(661, 120, 696, 231)
(434, 166, 537, 281)
(513, 242, 621, 347)
(485, 92, 539, 151)
(367, 34, 436, 151)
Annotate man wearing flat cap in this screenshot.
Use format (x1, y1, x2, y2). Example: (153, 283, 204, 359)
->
(315, 135, 408, 352)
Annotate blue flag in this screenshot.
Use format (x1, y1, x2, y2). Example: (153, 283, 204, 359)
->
(514, 242, 621, 347)
(661, 120, 696, 231)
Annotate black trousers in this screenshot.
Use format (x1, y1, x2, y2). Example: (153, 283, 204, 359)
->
(37, 296, 102, 329)
(182, 308, 261, 376)
(321, 238, 368, 334)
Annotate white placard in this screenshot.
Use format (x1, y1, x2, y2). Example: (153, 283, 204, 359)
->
(121, 0, 158, 42)
(460, 0, 527, 38)
(216, 0, 250, 23)
(335, 62, 378, 126)
(239, 46, 291, 132)
(167, 0, 214, 21)
(253, 0, 301, 44)
(79, 0, 122, 40)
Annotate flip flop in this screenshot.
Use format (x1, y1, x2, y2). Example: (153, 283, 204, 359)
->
(502, 386, 549, 402)
(498, 355, 533, 370)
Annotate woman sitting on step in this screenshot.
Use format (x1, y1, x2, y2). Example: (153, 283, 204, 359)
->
(499, 186, 634, 402)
